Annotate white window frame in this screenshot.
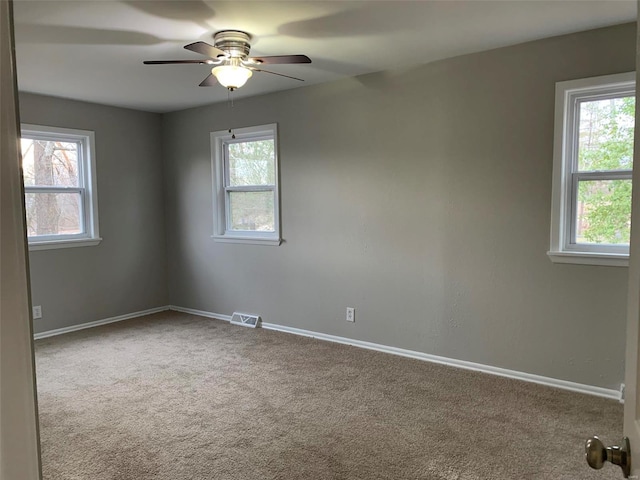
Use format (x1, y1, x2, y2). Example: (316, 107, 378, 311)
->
(210, 123, 281, 246)
(21, 124, 101, 251)
(548, 72, 635, 267)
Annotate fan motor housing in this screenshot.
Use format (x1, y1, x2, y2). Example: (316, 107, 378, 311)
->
(214, 30, 252, 58)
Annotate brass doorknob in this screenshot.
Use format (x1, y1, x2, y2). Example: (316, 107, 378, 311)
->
(585, 436, 631, 478)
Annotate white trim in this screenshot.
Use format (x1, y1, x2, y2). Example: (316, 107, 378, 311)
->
(169, 305, 231, 322)
(549, 72, 635, 266)
(211, 235, 282, 246)
(260, 323, 621, 400)
(210, 123, 281, 245)
(21, 123, 100, 248)
(33, 306, 169, 340)
(34, 304, 621, 400)
(168, 306, 621, 401)
(28, 237, 102, 251)
(547, 250, 629, 267)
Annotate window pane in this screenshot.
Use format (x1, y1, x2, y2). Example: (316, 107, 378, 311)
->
(25, 192, 83, 237)
(228, 139, 275, 186)
(577, 96, 635, 172)
(21, 138, 80, 187)
(229, 191, 274, 232)
(576, 179, 631, 245)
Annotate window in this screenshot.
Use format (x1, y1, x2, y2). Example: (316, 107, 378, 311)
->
(20, 124, 100, 250)
(549, 72, 635, 267)
(211, 124, 280, 245)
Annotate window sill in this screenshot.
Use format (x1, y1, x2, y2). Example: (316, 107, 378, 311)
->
(212, 235, 281, 246)
(547, 251, 628, 267)
(28, 238, 102, 251)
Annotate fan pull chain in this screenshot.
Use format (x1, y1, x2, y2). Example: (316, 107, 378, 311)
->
(227, 89, 236, 139)
(227, 88, 235, 108)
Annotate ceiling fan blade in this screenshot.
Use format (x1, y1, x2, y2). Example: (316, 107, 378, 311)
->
(184, 41, 227, 59)
(199, 73, 218, 87)
(251, 68, 304, 82)
(144, 59, 214, 65)
(246, 55, 311, 65)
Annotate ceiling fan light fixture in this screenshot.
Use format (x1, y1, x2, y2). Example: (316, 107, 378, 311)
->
(144, 31, 311, 90)
(211, 65, 253, 90)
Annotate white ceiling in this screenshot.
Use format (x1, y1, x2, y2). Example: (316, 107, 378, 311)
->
(13, 0, 637, 113)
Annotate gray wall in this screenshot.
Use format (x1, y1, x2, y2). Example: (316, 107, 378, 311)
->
(19, 93, 169, 334)
(162, 23, 635, 390)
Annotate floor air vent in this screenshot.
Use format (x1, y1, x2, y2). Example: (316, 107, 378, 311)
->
(230, 312, 261, 328)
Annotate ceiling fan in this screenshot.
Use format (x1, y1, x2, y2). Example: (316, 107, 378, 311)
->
(144, 30, 311, 91)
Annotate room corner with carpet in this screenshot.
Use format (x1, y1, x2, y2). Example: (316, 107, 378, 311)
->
(35, 311, 623, 480)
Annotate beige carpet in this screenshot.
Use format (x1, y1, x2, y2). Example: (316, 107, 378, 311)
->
(35, 311, 622, 479)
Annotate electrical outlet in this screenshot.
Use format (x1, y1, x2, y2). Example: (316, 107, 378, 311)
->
(346, 307, 355, 323)
(32, 306, 42, 319)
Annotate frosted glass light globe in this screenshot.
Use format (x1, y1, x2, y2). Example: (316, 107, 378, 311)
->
(211, 65, 253, 89)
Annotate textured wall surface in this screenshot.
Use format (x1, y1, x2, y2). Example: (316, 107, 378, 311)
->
(20, 93, 169, 334)
(162, 24, 635, 390)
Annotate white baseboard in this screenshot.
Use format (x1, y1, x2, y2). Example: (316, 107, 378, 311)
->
(261, 322, 622, 401)
(37, 304, 622, 401)
(169, 305, 231, 322)
(169, 306, 621, 401)
(33, 306, 170, 340)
